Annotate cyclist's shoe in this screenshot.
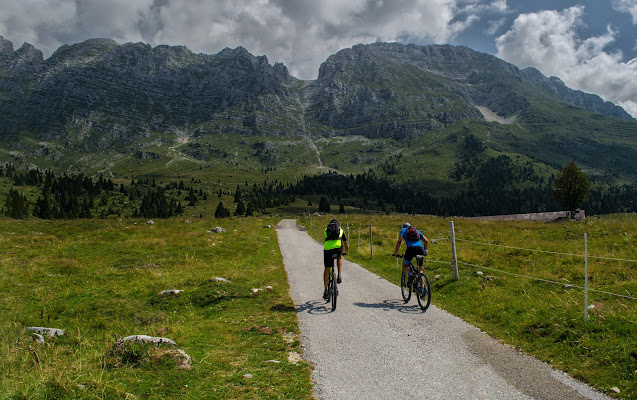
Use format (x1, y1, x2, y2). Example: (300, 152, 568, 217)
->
(337, 274, 342, 284)
(323, 289, 329, 300)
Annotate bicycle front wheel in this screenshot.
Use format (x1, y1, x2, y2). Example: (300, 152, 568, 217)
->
(330, 268, 338, 311)
(400, 271, 411, 302)
(415, 272, 431, 311)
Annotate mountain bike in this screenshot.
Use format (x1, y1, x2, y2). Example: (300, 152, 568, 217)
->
(326, 253, 342, 311)
(396, 254, 431, 311)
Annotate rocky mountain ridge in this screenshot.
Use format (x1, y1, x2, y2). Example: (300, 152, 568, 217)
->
(0, 36, 632, 143)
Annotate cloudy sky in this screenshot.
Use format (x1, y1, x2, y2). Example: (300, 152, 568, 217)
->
(1, 0, 636, 117)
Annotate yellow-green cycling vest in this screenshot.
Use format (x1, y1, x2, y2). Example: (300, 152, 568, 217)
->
(324, 228, 344, 250)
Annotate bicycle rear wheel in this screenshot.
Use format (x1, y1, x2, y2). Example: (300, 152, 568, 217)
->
(415, 272, 431, 311)
(400, 271, 411, 302)
(330, 267, 338, 311)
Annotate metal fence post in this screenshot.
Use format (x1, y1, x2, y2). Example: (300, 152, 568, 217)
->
(450, 221, 459, 281)
(396, 233, 400, 269)
(369, 224, 373, 259)
(585, 233, 589, 321)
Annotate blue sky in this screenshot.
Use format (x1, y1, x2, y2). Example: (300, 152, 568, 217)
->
(1, 0, 635, 117)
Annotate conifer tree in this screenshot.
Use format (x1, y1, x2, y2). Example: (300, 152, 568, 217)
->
(318, 196, 331, 213)
(215, 201, 230, 218)
(235, 200, 246, 216)
(4, 187, 29, 219)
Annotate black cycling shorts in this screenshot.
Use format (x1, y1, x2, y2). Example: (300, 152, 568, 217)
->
(403, 246, 425, 264)
(323, 247, 342, 268)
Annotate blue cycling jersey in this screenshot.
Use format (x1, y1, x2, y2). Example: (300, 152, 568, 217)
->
(400, 227, 424, 248)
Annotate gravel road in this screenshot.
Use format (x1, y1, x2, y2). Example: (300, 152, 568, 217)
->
(276, 219, 611, 400)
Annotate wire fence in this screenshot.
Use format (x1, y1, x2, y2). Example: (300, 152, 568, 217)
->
(302, 213, 637, 308)
(452, 235, 637, 301)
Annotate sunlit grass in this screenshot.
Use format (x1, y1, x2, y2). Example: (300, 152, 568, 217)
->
(304, 212, 637, 399)
(0, 217, 312, 399)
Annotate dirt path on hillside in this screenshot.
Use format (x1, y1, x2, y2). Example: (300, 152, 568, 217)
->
(276, 219, 611, 400)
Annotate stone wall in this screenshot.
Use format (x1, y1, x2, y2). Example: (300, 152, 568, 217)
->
(469, 209, 585, 222)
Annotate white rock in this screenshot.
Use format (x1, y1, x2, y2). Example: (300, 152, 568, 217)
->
(265, 225, 272, 228)
(243, 374, 253, 379)
(27, 327, 65, 337)
(611, 387, 620, 393)
(475, 271, 484, 276)
(211, 227, 225, 233)
(265, 286, 273, 292)
(32, 333, 45, 343)
(213, 277, 229, 282)
(115, 335, 176, 347)
(147, 220, 155, 225)
(588, 304, 595, 310)
(158, 289, 183, 295)
(265, 360, 281, 363)
(160, 349, 192, 369)
(288, 352, 303, 364)
(251, 288, 263, 294)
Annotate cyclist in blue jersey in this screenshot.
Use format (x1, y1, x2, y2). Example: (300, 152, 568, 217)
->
(392, 222, 429, 277)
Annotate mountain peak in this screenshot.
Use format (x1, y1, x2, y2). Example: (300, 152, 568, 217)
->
(50, 38, 119, 60)
(0, 35, 14, 54)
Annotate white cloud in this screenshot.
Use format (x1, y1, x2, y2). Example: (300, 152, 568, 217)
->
(496, 6, 637, 118)
(612, 0, 637, 23)
(485, 18, 506, 35)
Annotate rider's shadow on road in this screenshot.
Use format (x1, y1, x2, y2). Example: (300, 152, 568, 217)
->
(295, 299, 336, 315)
(353, 299, 425, 314)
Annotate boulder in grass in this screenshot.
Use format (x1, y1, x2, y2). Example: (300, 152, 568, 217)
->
(115, 335, 176, 347)
(158, 289, 183, 296)
(27, 327, 65, 337)
(32, 333, 45, 344)
(157, 349, 193, 370)
(210, 227, 225, 233)
(109, 335, 192, 369)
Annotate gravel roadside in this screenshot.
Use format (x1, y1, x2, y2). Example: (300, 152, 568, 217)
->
(276, 219, 611, 400)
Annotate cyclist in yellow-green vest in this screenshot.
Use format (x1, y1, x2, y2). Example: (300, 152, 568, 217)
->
(323, 218, 349, 300)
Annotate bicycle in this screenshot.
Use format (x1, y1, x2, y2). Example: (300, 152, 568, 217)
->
(395, 254, 431, 311)
(326, 253, 343, 311)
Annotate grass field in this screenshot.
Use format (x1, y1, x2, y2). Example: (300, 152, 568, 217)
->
(0, 217, 312, 399)
(1, 213, 635, 399)
(304, 212, 637, 399)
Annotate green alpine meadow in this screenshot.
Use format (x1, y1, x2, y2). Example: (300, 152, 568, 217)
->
(1, 214, 635, 398)
(0, 217, 313, 399)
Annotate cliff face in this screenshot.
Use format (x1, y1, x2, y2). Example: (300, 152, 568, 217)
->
(0, 37, 303, 145)
(0, 36, 633, 148)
